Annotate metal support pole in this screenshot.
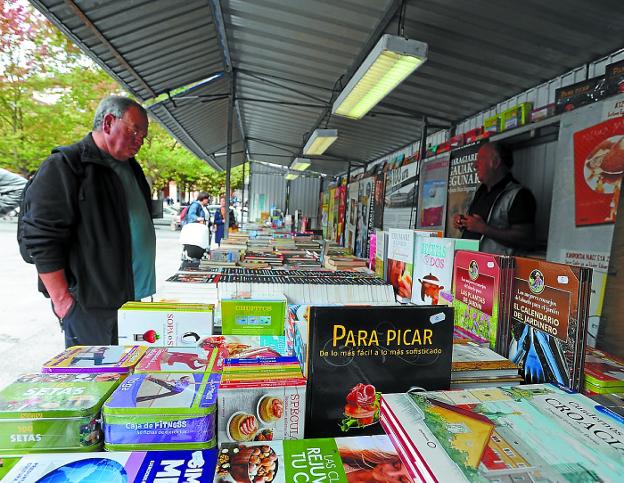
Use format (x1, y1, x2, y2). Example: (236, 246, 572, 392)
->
(241, 161, 246, 225)
(224, 72, 235, 239)
(409, 117, 428, 229)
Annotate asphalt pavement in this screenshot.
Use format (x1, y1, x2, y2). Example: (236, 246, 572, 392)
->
(0, 219, 182, 389)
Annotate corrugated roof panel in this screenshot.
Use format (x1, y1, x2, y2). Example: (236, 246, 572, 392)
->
(148, 76, 245, 170)
(32, 0, 223, 101)
(30, 0, 624, 178)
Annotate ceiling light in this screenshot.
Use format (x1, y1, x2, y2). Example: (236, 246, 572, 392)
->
(290, 158, 311, 171)
(332, 34, 428, 120)
(303, 129, 338, 155)
(285, 173, 299, 180)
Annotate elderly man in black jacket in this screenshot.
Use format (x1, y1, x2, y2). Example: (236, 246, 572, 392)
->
(22, 96, 155, 347)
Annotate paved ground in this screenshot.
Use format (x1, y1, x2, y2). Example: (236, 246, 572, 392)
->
(0, 220, 182, 389)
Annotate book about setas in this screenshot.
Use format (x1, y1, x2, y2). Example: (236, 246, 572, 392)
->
(304, 305, 453, 439)
(509, 257, 590, 391)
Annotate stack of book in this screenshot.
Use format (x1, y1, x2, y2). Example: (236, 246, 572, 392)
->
(323, 255, 368, 271)
(583, 347, 624, 395)
(381, 384, 624, 482)
(218, 358, 306, 444)
(242, 250, 284, 267)
(155, 273, 220, 304)
(210, 248, 242, 263)
(451, 341, 521, 389)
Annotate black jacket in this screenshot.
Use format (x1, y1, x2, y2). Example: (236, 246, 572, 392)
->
(23, 134, 153, 310)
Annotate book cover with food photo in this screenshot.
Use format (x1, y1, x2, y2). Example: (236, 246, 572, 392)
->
(387, 229, 416, 303)
(214, 435, 410, 483)
(574, 116, 624, 226)
(304, 305, 453, 439)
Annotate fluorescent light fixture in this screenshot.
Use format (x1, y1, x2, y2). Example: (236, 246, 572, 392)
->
(290, 158, 311, 171)
(285, 173, 299, 180)
(303, 129, 338, 155)
(332, 34, 428, 119)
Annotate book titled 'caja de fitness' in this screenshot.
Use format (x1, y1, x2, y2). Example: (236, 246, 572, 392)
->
(304, 305, 453, 439)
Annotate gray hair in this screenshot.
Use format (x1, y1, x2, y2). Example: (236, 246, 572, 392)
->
(92, 96, 147, 131)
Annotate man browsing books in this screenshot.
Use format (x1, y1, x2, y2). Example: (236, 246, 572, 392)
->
(22, 96, 156, 346)
(453, 142, 536, 255)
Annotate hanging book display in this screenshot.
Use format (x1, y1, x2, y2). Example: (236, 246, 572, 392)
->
(417, 152, 451, 232)
(445, 142, 482, 238)
(336, 184, 346, 244)
(373, 172, 385, 230)
(303, 305, 454, 439)
(354, 175, 375, 259)
(509, 257, 591, 391)
(452, 250, 513, 353)
(383, 155, 419, 230)
(345, 180, 360, 253)
(327, 186, 337, 242)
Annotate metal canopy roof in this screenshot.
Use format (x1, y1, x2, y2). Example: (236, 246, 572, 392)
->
(30, 0, 624, 176)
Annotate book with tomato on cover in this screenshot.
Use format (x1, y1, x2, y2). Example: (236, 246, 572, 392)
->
(304, 305, 453, 438)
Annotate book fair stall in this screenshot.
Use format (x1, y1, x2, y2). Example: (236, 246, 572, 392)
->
(4, 1, 624, 482)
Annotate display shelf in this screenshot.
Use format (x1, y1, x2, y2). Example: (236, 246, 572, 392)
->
(490, 114, 562, 147)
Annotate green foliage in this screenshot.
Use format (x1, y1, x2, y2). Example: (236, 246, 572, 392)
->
(0, 1, 239, 193)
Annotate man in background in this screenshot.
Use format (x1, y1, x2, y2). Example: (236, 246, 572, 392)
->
(453, 142, 536, 255)
(22, 95, 155, 347)
(0, 168, 27, 215)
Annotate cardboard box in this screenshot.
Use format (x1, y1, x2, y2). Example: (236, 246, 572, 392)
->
(484, 114, 501, 133)
(118, 302, 214, 347)
(555, 77, 608, 114)
(501, 102, 533, 130)
(530, 103, 556, 123)
(221, 296, 287, 336)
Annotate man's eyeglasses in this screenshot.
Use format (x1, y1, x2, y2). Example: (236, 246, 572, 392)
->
(116, 117, 148, 139)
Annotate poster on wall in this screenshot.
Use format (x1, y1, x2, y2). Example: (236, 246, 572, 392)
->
(573, 116, 624, 226)
(383, 157, 419, 230)
(445, 143, 481, 238)
(355, 175, 375, 258)
(345, 180, 360, 253)
(417, 152, 451, 232)
(373, 173, 385, 230)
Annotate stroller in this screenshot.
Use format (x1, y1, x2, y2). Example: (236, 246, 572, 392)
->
(179, 222, 210, 261)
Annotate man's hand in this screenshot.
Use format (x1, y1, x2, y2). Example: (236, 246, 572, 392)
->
(453, 214, 466, 229)
(52, 293, 75, 319)
(463, 214, 488, 235)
